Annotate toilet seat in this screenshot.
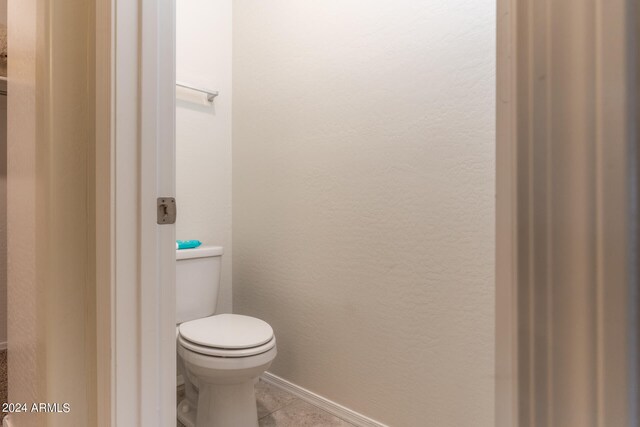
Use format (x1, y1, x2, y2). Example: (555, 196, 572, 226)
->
(178, 334, 276, 358)
(178, 313, 275, 358)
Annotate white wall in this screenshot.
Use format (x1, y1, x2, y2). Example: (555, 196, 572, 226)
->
(176, 0, 233, 313)
(233, 1, 495, 426)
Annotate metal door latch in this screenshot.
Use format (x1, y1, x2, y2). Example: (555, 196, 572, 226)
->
(157, 197, 177, 224)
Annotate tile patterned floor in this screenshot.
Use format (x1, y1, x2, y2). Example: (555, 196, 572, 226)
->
(178, 379, 356, 427)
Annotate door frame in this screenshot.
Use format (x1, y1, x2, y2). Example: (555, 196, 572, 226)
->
(95, 0, 176, 425)
(94, 0, 524, 425)
(495, 0, 640, 426)
(95, 0, 520, 425)
(495, 0, 518, 426)
(95, 0, 521, 425)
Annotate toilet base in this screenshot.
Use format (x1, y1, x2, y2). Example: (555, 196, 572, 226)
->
(177, 380, 259, 427)
(177, 398, 196, 427)
(177, 337, 276, 427)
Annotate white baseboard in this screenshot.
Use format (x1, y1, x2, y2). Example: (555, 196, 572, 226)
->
(261, 372, 388, 427)
(0, 342, 7, 351)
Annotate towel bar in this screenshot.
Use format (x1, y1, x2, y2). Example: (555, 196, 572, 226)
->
(176, 81, 218, 102)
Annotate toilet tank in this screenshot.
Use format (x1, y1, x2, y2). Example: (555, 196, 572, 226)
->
(176, 246, 224, 324)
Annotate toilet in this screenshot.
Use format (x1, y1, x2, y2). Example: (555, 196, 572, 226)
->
(176, 246, 277, 427)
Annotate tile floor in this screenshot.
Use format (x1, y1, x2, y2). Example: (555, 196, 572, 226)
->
(178, 379, 356, 427)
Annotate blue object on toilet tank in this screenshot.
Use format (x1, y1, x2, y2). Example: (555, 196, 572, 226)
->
(176, 240, 202, 250)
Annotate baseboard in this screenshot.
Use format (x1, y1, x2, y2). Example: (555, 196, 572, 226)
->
(0, 342, 7, 351)
(261, 372, 388, 427)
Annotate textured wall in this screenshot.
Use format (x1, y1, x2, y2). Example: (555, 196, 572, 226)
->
(176, 0, 233, 313)
(233, 1, 495, 425)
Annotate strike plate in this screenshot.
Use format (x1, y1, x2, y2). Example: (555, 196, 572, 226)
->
(157, 197, 177, 225)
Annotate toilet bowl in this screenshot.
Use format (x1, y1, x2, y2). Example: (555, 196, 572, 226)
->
(176, 314, 277, 427)
(176, 247, 276, 427)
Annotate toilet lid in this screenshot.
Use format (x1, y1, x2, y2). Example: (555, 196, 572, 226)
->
(179, 314, 274, 350)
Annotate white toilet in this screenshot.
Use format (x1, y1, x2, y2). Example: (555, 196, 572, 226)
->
(176, 246, 277, 427)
